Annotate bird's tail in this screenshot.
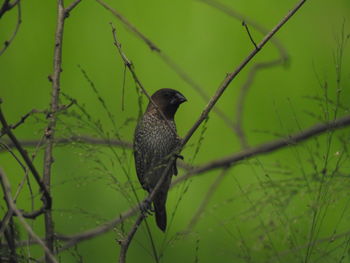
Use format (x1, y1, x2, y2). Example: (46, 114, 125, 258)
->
(153, 195, 167, 232)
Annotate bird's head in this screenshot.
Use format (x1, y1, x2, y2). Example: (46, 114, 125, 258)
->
(146, 88, 187, 120)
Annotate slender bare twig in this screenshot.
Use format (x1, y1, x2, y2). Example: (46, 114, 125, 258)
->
(242, 21, 258, 49)
(95, 0, 236, 131)
(65, 0, 81, 15)
(0, 0, 21, 56)
(0, 169, 59, 263)
(43, 0, 82, 260)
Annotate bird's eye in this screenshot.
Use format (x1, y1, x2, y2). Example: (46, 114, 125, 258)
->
(164, 92, 171, 98)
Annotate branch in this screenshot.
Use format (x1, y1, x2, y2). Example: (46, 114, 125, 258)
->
(65, 0, 81, 15)
(173, 114, 350, 185)
(0, 169, 58, 263)
(200, 0, 290, 148)
(180, 0, 306, 147)
(43, 0, 82, 260)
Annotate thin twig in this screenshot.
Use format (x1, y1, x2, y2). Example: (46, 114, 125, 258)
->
(65, 0, 82, 15)
(0, 0, 21, 56)
(0, 169, 58, 263)
(242, 21, 258, 49)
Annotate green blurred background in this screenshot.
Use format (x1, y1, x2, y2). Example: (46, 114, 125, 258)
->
(1, 0, 350, 262)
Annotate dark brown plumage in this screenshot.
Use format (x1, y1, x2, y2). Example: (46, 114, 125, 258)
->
(133, 88, 187, 231)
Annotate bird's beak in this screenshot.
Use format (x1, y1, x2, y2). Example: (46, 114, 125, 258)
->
(175, 92, 187, 104)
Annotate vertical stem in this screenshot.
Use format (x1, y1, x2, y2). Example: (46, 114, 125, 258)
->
(43, 0, 65, 261)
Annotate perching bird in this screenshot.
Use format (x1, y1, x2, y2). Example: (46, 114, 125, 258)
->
(133, 88, 187, 231)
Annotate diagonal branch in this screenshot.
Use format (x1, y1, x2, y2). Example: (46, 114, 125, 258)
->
(200, 0, 290, 148)
(117, 0, 307, 261)
(180, 0, 306, 147)
(173, 114, 350, 185)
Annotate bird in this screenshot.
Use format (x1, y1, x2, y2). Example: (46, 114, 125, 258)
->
(133, 88, 187, 231)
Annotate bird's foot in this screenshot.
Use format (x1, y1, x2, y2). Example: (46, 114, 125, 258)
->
(174, 154, 184, 160)
(139, 199, 154, 216)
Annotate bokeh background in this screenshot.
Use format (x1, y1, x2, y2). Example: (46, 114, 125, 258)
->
(1, 0, 350, 262)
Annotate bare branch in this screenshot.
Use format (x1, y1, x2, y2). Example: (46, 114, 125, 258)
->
(200, 0, 290, 148)
(65, 0, 81, 15)
(174, 114, 350, 185)
(180, 0, 306, 148)
(43, 0, 82, 259)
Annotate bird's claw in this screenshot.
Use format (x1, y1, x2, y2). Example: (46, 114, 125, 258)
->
(139, 199, 154, 216)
